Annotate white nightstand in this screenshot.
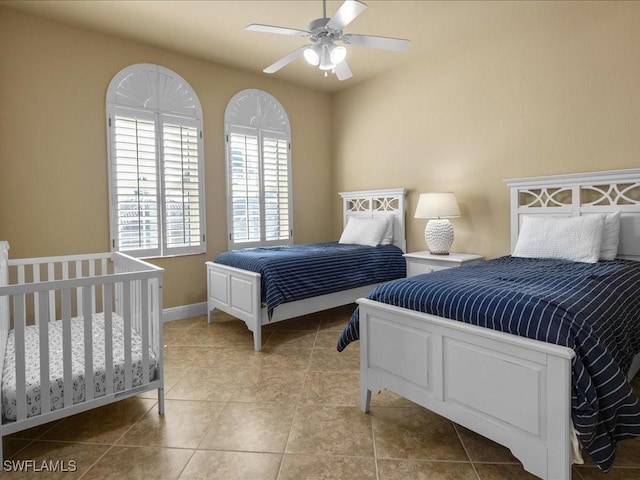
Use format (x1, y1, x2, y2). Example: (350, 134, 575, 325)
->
(403, 251, 483, 277)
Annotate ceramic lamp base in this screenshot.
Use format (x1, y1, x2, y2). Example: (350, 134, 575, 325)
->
(425, 219, 454, 255)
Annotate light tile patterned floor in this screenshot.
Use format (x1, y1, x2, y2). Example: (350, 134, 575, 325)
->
(3, 305, 640, 479)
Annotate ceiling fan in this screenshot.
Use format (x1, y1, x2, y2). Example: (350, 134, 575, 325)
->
(246, 0, 410, 81)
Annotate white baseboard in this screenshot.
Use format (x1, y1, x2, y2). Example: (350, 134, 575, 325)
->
(163, 302, 207, 323)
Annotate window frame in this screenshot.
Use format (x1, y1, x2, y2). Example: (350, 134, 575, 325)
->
(106, 64, 206, 258)
(224, 89, 293, 250)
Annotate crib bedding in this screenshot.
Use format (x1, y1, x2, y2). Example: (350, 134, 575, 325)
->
(337, 256, 640, 471)
(214, 242, 406, 317)
(2, 312, 158, 422)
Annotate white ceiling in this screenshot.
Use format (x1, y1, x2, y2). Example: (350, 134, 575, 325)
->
(1, 0, 575, 93)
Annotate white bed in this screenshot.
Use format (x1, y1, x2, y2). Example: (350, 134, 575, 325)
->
(358, 168, 640, 480)
(206, 188, 407, 350)
(0, 244, 164, 462)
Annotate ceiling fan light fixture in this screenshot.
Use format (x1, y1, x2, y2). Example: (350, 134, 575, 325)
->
(319, 59, 335, 71)
(303, 45, 320, 66)
(329, 44, 347, 65)
(249, 0, 410, 81)
(318, 43, 336, 70)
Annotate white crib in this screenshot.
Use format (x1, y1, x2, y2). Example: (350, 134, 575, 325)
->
(0, 241, 164, 462)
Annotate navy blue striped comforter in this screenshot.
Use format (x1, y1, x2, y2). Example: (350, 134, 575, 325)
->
(214, 242, 406, 317)
(337, 256, 640, 471)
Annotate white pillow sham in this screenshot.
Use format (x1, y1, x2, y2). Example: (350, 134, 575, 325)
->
(381, 216, 394, 245)
(339, 216, 392, 247)
(599, 211, 621, 261)
(513, 214, 605, 263)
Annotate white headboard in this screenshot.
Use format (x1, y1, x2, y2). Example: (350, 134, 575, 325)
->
(504, 169, 640, 261)
(339, 188, 407, 252)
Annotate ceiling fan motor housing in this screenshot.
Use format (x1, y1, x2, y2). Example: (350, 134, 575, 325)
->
(307, 17, 342, 41)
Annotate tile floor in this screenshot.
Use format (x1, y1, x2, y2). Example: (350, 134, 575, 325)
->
(3, 305, 640, 479)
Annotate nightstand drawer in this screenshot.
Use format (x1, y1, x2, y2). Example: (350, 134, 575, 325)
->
(404, 252, 483, 277)
(406, 262, 450, 277)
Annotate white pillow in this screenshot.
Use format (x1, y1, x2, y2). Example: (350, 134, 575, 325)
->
(599, 211, 621, 261)
(380, 216, 394, 245)
(513, 215, 605, 263)
(339, 216, 390, 247)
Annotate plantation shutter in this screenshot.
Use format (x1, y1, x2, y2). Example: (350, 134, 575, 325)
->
(262, 134, 290, 241)
(107, 64, 205, 259)
(161, 115, 205, 255)
(228, 130, 261, 244)
(224, 89, 292, 250)
(111, 108, 161, 257)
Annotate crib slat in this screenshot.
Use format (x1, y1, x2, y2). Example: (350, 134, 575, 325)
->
(76, 260, 83, 317)
(61, 289, 73, 409)
(89, 260, 96, 314)
(38, 293, 51, 415)
(13, 295, 27, 422)
(83, 286, 94, 402)
(134, 280, 141, 333)
(123, 281, 132, 391)
(115, 279, 122, 317)
(103, 283, 114, 396)
(17, 264, 25, 285)
(151, 278, 161, 353)
(100, 261, 107, 312)
(140, 278, 150, 384)
(48, 263, 55, 322)
(33, 266, 40, 324)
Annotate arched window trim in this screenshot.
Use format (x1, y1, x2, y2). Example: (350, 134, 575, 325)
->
(106, 63, 206, 258)
(224, 89, 293, 250)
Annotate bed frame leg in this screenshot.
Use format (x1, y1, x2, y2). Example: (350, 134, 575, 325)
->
(361, 388, 372, 413)
(253, 328, 262, 351)
(157, 388, 165, 415)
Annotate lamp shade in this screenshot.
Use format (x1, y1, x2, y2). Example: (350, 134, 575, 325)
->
(329, 44, 347, 64)
(303, 45, 320, 66)
(414, 192, 460, 219)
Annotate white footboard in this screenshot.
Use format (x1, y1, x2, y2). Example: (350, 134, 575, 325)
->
(206, 260, 386, 351)
(206, 261, 262, 349)
(358, 298, 575, 480)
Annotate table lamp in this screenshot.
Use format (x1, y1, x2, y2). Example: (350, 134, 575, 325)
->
(414, 192, 461, 255)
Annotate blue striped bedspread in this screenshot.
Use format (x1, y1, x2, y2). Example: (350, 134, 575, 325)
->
(337, 256, 640, 472)
(214, 242, 406, 317)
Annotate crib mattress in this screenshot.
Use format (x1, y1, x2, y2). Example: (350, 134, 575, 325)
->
(2, 313, 158, 422)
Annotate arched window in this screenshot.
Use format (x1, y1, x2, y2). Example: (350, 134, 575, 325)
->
(224, 89, 292, 249)
(106, 64, 205, 258)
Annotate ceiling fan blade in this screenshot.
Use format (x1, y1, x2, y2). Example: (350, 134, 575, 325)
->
(246, 23, 310, 37)
(334, 61, 353, 81)
(343, 34, 410, 52)
(263, 46, 308, 74)
(326, 0, 367, 31)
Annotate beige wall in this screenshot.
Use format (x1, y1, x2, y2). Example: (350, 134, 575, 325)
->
(2, 2, 639, 310)
(0, 7, 333, 308)
(332, 1, 640, 259)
